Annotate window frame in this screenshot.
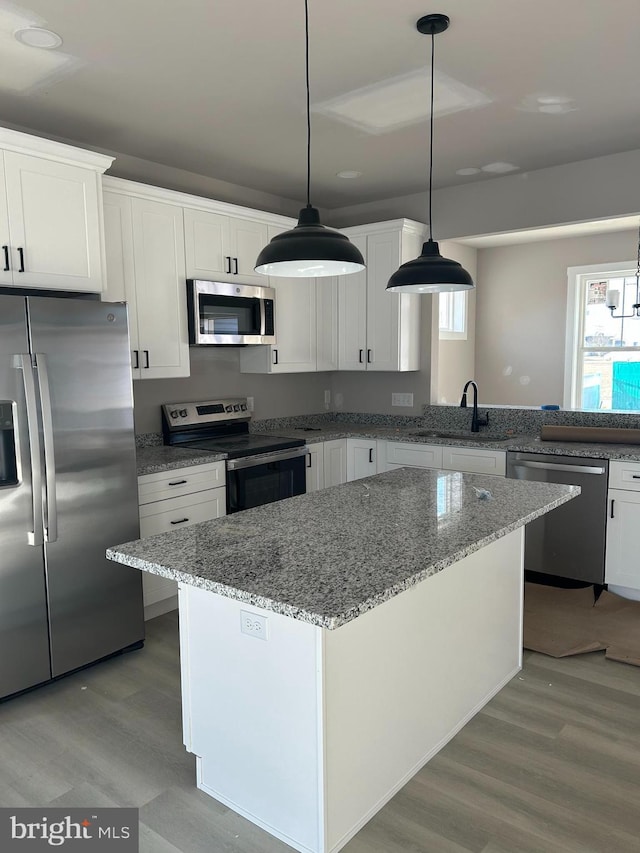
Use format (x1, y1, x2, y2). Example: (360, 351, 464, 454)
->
(565, 261, 638, 409)
(438, 290, 468, 340)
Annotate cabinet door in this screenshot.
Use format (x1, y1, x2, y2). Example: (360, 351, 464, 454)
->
(0, 155, 11, 286)
(305, 443, 324, 493)
(103, 191, 141, 377)
(442, 447, 506, 476)
(337, 234, 367, 371)
(317, 277, 338, 371)
(270, 274, 317, 372)
(131, 198, 190, 379)
(605, 488, 640, 590)
(324, 439, 347, 488)
(365, 229, 420, 372)
(227, 217, 268, 284)
(184, 207, 231, 280)
(346, 438, 377, 481)
(4, 151, 103, 291)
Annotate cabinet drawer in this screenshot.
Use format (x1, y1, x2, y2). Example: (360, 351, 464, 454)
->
(608, 460, 640, 491)
(384, 442, 443, 469)
(139, 487, 225, 536)
(138, 461, 225, 504)
(442, 447, 506, 476)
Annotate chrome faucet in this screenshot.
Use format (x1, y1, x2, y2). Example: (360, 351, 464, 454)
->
(460, 380, 489, 433)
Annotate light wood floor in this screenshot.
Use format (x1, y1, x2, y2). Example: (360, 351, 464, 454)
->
(1, 611, 639, 853)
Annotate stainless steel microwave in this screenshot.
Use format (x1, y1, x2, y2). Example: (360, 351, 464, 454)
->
(186, 279, 276, 345)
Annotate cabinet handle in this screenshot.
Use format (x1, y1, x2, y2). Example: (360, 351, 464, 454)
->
(168, 479, 188, 486)
(359, 349, 364, 363)
(273, 348, 278, 365)
(367, 349, 372, 363)
(17, 247, 25, 272)
(233, 257, 239, 275)
(632, 475, 640, 479)
(225, 256, 232, 274)
(2, 245, 9, 271)
(170, 518, 189, 525)
(143, 349, 150, 368)
(307, 454, 312, 468)
(611, 498, 615, 519)
(369, 448, 374, 464)
(133, 350, 139, 369)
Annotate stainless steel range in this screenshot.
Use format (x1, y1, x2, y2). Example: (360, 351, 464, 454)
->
(161, 398, 308, 513)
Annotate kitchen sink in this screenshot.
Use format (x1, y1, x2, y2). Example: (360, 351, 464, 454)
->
(409, 430, 510, 442)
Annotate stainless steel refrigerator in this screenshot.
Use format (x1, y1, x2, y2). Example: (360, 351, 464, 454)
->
(0, 294, 144, 700)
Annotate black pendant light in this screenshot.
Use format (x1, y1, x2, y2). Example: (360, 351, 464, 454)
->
(255, 0, 365, 278)
(387, 14, 474, 294)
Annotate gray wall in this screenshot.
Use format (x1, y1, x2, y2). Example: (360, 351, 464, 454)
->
(133, 347, 333, 434)
(475, 228, 638, 406)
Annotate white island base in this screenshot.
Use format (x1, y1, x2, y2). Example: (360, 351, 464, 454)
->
(177, 528, 524, 853)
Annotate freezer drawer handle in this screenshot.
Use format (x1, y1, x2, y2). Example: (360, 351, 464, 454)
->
(2, 245, 9, 271)
(17, 247, 24, 272)
(170, 518, 189, 525)
(513, 460, 605, 475)
(15, 354, 44, 547)
(34, 354, 58, 543)
(168, 479, 188, 486)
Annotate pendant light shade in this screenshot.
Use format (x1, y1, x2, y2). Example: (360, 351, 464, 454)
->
(255, 205, 365, 277)
(255, 0, 365, 278)
(387, 14, 474, 294)
(387, 238, 474, 293)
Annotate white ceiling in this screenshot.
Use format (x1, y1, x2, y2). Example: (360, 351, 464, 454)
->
(1, 0, 639, 209)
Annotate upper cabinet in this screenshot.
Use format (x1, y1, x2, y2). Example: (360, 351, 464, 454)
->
(103, 183, 189, 380)
(239, 225, 338, 374)
(0, 129, 112, 292)
(337, 221, 423, 372)
(184, 207, 267, 285)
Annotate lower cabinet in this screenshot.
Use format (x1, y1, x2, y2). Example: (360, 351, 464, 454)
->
(346, 439, 377, 482)
(305, 440, 348, 492)
(305, 443, 324, 493)
(379, 440, 506, 477)
(138, 461, 226, 618)
(605, 460, 640, 595)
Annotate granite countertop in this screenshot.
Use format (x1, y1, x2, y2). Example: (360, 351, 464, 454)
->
(136, 445, 226, 476)
(108, 468, 578, 629)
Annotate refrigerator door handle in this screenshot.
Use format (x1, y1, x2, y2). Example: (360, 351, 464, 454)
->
(14, 354, 44, 547)
(34, 353, 58, 543)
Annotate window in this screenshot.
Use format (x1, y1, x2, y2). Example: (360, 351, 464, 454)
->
(565, 262, 640, 410)
(438, 290, 467, 340)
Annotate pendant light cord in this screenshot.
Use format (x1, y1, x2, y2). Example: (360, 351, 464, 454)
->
(305, 0, 311, 209)
(428, 30, 435, 241)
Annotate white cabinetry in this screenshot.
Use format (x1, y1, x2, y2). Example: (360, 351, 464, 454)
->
(239, 226, 339, 374)
(138, 461, 226, 618)
(184, 207, 267, 285)
(442, 446, 506, 477)
(305, 443, 324, 493)
(379, 440, 506, 477)
(103, 182, 190, 379)
(324, 440, 347, 488)
(347, 438, 377, 481)
(337, 221, 423, 372)
(0, 128, 111, 292)
(606, 460, 640, 595)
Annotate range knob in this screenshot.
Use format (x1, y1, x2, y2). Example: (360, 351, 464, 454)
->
(233, 404, 240, 412)
(240, 403, 247, 411)
(225, 405, 233, 413)
(170, 410, 179, 419)
(179, 409, 188, 417)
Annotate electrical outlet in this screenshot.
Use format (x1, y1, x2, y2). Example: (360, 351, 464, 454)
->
(240, 610, 268, 640)
(246, 396, 254, 413)
(324, 389, 331, 410)
(392, 392, 414, 407)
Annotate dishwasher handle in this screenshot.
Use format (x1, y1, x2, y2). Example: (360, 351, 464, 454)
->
(511, 459, 606, 476)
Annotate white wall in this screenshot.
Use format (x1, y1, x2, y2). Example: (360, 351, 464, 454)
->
(475, 228, 637, 406)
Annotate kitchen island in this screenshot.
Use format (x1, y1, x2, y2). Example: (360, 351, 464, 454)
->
(108, 468, 578, 853)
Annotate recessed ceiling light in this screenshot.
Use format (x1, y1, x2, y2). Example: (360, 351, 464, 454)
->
(517, 93, 577, 114)
(14, 27, 63, 49)
(481, 162, 519, 174)
(336, 170, 362, 179)
(536, 95, 572, 105)
(456, 167, 480, 176)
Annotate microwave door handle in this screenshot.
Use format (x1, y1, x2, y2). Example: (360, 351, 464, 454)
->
(260, 296, 266, 337)
(14, 354, 44, 547)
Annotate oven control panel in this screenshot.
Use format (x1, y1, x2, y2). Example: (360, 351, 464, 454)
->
(162, 398, 249, 429)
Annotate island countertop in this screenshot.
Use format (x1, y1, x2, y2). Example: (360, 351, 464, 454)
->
(108, 468, 578, 629)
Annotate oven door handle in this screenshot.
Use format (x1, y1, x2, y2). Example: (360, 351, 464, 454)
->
(226, 446, 309, 471)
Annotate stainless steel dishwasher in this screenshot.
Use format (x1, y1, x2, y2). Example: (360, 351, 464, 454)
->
(506, 452, 609, 584)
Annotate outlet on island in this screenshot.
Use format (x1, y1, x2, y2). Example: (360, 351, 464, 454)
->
(240, 610, 269, 640)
